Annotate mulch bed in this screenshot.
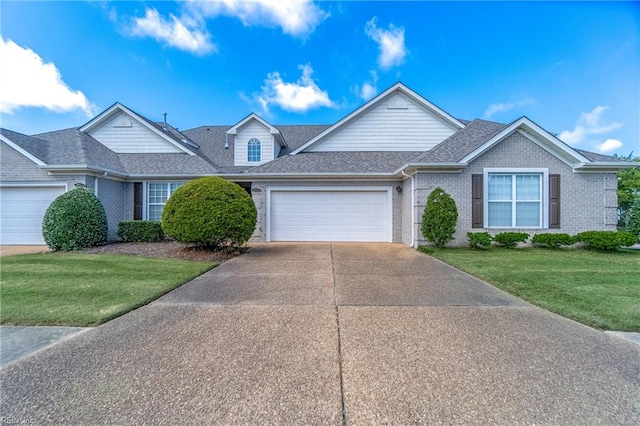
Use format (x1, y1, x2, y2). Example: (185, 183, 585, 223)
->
(83, 240, 243, 263)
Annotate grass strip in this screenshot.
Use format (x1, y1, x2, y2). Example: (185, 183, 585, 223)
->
(1, 253, 216, 326)
(422, 247, 640, 331)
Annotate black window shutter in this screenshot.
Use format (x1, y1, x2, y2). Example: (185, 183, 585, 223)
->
(133, 182, 143, 220)
(549, 174, 560, 229)
(472, 174, 483, 228)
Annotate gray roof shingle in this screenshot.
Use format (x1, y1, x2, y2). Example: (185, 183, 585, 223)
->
(1, 128, 50, 163)
(118, 154, 218, 175)
(34, 128, 125, 172)
(415, 119, 507, 162)
(247, 151, 423, 174)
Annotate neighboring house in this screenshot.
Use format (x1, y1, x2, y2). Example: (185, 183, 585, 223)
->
(0, 83, 635, 246)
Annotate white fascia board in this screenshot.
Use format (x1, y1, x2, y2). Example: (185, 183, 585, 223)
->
(291, 83, 465, 155)
(227, 113, 280, 136)
(0, 134, 46, 166)
(79, 103, 194, 156)
(459, 117, 590, 165)
(42, 164, 128, 178)
(573, 162, 639, 172)
(220, 172, 400, 181)
(394, 162, 466, 175)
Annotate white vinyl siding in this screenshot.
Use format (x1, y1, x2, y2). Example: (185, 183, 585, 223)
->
(89, 112, 183, 154)
(309, 93, 456, 152)
(234, 121, 274, 166)
(147, 182, 184, 221)
(268, 188, 392, 242)
(485, 170, 546, 228)
(0, 185, 66, 244)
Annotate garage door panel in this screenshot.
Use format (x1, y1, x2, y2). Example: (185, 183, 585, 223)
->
(269, 189, 391, 242)
(0, 186, 66, 244)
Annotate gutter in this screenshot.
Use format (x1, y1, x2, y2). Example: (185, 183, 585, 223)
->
(41, 164, 128, 179)
(573, 162, 639, 172)
(400, 168, 415, 247)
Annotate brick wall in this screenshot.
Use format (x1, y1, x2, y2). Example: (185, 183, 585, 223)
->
(96, 178, 126, 241)
(413, 132, 618, 246)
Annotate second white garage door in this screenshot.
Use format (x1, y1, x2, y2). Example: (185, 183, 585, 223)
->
(268, 188, 392, 242)
(0, 185, 66, 245)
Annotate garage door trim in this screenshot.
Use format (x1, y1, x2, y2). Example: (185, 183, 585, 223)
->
(266, 186, 393, 242)
(0, 182, 68, 245)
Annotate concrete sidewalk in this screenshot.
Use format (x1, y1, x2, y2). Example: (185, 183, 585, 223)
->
(1, 243, 639, 424)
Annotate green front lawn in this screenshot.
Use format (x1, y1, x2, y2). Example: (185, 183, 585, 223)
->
(0, 253, 216, 326)
(424, 248, 640, 331)
(429, 248, 640, 331)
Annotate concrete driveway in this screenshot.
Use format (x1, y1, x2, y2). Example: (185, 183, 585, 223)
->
(1, 243, 638, 424)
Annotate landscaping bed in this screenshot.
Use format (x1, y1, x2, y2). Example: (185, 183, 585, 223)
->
(83, 240, 243, 263)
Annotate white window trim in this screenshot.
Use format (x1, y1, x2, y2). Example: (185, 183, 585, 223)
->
(247, 138, 262, 163)
(146, 182, 184, 221)
(483, 168, 549, 229)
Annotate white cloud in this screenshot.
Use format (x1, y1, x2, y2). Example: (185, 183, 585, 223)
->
(187, 0, 328, 37)
(0, 37, 95, 117)
(483, 97, 536, 119)
(255, 64, 335, 112)
(353, 70, 379, 101)
(129, 8, 216, 55)
(595, 138, 623, 153)
(558, 106, 623, 145)
(365, 17, 408, 70)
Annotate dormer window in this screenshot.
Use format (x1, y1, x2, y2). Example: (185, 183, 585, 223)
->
(248, 138, 261, 162)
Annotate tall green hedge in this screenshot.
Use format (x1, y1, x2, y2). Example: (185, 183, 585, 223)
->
(421, 187, 458, 248)
(161, 177, 257, 248)
(42, 187, 108, 251)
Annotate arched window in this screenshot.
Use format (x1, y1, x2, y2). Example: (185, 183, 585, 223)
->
(247, 138, 261, 162)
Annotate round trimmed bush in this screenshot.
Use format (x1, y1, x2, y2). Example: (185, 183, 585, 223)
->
(42, 187, 108, 251)
(161, 177, 257, 248)
(421, 187, 458, 248)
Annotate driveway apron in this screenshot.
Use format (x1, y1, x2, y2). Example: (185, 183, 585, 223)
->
(1, 243, 638, 425)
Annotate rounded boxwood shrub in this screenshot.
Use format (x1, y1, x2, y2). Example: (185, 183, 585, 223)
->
(161, 177, 257, 248)
(493, 232, 529, 248)
(575, 230, 637, 251)
(467, 232, 492, 249)
(42, 187, 108, 251)
(421, 187, 458, 248)
(531, 233, 575, 249)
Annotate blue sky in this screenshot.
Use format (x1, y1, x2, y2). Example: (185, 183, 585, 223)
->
(1, 1, 638, 155)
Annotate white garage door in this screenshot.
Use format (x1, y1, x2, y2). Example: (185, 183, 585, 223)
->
(269, 188, 392, 242)
(0, 186, 66, 244)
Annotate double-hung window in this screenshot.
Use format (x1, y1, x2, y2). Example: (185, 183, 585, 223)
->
(486, 170, 545, 228)
(247, 138, 261, 163)
(147, 182, 184, 221)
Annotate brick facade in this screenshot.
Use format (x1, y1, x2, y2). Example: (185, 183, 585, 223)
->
(412, 132, 618, 247)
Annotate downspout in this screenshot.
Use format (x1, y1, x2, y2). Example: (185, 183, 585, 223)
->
(94, 171, 108, 197)
(401, 169, 415, 247)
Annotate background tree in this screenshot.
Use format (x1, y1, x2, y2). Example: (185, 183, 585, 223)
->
(421, 187, 458, 248)
(615, 153, 640, 226)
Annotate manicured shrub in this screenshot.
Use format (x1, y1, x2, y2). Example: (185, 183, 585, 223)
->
(493, 232, 529, 248)
(626, 196, 640, 241)
(575, 230, 637, 251)
(421, 187, 458, 248)
(42, 187, 108, 251)
(531, 233, 575, 249)
(161, 176, 257, 248)
(117, 221, 164, 243)
(467, 232, 492, 249)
